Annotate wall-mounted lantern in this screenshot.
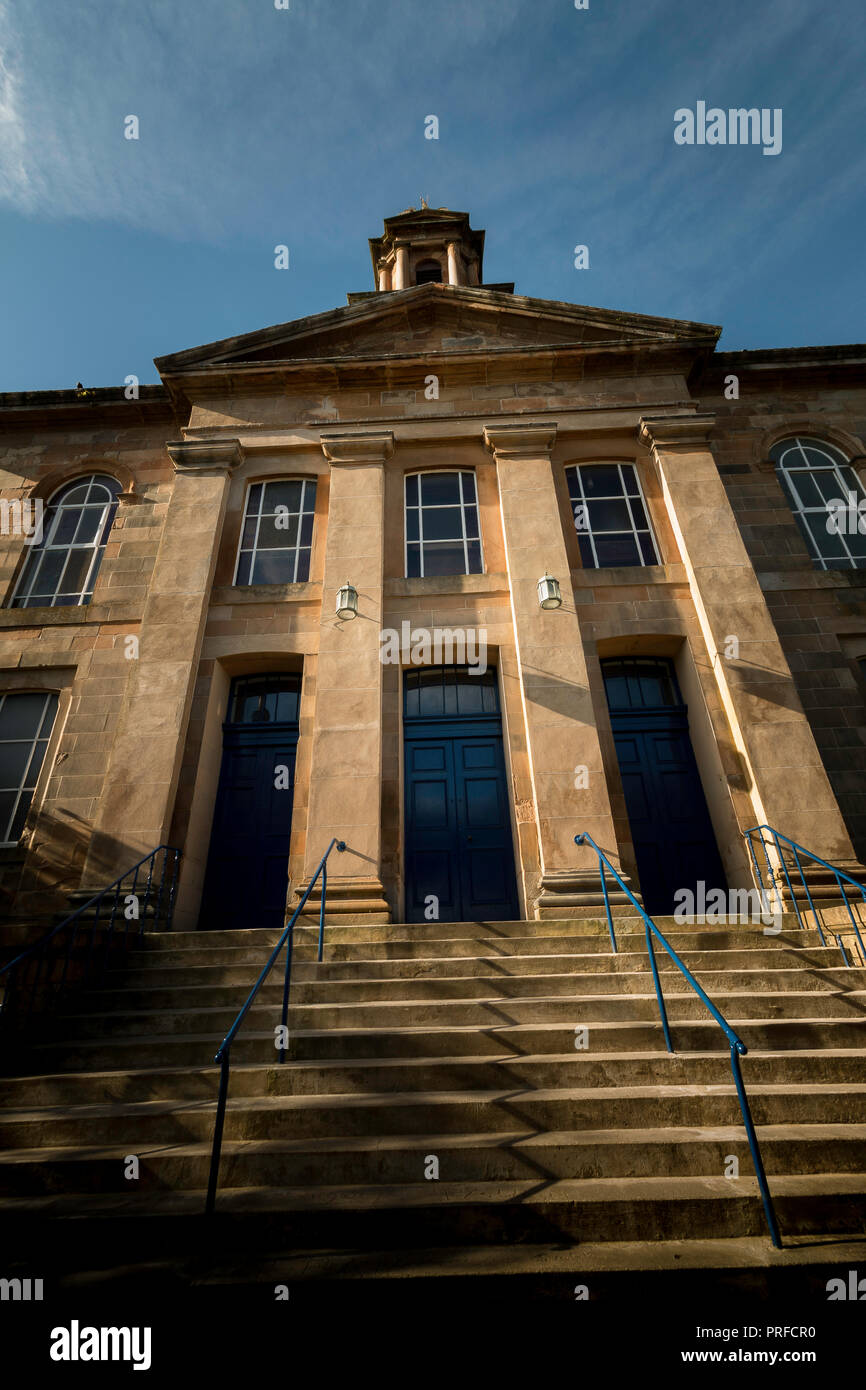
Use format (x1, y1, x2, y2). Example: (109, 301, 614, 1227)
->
(336, 581, 358, 620)
(537, 573, 562, 609)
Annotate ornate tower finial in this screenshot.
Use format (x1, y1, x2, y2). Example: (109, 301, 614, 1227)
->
(420, 195, 429, 210)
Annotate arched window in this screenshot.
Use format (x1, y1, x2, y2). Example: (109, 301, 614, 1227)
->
(0, 690, 59, 843)
(565, 463, 659, 568)
(10, 475, 121, 608)
(234, 479, 317, 586)
(405, 471, 483, 578)
(415, 259, 443, 285)
(770, 436, 866, 570)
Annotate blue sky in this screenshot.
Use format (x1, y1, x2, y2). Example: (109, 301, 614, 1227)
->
(1, 0, 864, 391)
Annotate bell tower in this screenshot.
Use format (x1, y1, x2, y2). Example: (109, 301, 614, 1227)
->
(368, 207, 487, 291)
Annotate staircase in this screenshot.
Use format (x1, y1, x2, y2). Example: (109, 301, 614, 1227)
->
(2, 913, 866, 1304)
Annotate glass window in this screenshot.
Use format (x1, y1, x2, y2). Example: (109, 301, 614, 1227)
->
(404, 666, 499, 719)
(415, 260, 443, 285)
(405, 472, 483, 578)
(10, 475, 121, 608)
(769, 437, 866, 570)
(228, 674, 301, 725)
(0, 691, 59, 843)
(565, 464, 659, 569)
(234, 479, 317, 586)
(601, 659, 680, 711)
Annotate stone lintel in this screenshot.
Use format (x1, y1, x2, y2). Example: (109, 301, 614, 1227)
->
(484, 422, 558, 458)
(166, 438, 243, 473)
(638, 413, 716, 453)
(320, 431, 395, 466)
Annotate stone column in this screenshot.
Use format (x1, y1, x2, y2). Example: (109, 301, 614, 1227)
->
(446, 242, 463, 286)
(485, 422, 627, 916)
(300, 431, 392, 922)
(83, 438, 242, 884)
(640, 413, 860, 867)
(378, 263, 391, 292)
(393, 246, 409, 290)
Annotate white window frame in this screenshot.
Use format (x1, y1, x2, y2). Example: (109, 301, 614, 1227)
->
(404, 470, 484, 578)
(233, 477, 317, 587)
(0, 690, 59, 845)
(565, 461, 660, 569)
(771, 436, 866, 571)
(10, 475, 120, 609)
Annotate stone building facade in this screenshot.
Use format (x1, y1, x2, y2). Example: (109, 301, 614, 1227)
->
(1, 207, 865, 940)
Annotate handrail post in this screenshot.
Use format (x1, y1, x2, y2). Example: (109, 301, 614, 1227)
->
(318, 862, 327, 963)
(205, 1052, 231, 1217)
(644, 919, 673, 1053)
(278, 916, 295, 1065)
(729, 1042, 782, 1249)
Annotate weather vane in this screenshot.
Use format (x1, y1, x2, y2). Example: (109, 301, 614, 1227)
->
(420, 195, 429, 209)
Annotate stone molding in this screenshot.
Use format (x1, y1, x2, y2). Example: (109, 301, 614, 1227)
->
(638, 412, 716, 453)
(483, 422, 558, 458)
(166, 438, 243, 473)
(320, 430, 395, 466)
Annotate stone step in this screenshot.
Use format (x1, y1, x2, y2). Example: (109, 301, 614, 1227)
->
(1, 1123, 864, 1196)
(108, 944, 848, 989)
(52, 987, 866, 1040)
(121, 923, 826, 968)
(21, 1014, 866, 1072)
(1, 1083, 864, 1148)
(4, 1048, 866, 1108)
(1, 1173, 863, 1245)
(78, 964, 863, 1013)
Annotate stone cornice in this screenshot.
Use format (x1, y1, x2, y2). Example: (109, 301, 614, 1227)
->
(320, 430, 395, 466)
(638, 412, 716, 453)
(167, 438, 243, 473)
(483, 422, 558, 458)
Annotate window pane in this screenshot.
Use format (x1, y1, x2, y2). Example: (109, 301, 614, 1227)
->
(0, 791, 17, 842)
(73, 505, 106, 546)
(235, 551, 252, 586)
(812, 471, 846, 505)
(257, 513, 299, 548)
(587, 498, 632, 532)
(594, 533, 641, 566)
(59, 549, 93, 596)
(405, 474, 418, 506)
(52, 508, 80, 546)
(420, 473, 462, 506)
(787, 472, 824, 509)
(466, 540, 482, 574)
(464, 505, 479, 539)
(638, 532, 658, 565)
(580, 466, 623, 498)
(621, 465, 641, 496)
(422, 542, 466, 576)
(422, 506, 464, 541)
(460, 472, 477, 503)
(251, 551, 295, 584)
(0, 742, 32, 788)
(263, 480, 304, 513)
(296, 548, 311, 582)
(577, 535, 595, 568)
(406, 508, 420, 542)
(0, 693, 49, 740)
(241, 514, 259, 548)
(406, 544, 421, 578)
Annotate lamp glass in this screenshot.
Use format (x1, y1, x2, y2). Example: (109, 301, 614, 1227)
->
(537, 573, 562, 609)
(336, 582, 358, 619)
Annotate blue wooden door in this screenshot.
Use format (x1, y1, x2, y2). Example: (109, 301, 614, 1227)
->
(199, 675, 300, 931)
(602, 659, 727, 916)
(403, 668, 519, 923)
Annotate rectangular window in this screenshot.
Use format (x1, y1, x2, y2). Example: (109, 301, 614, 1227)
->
(405, 471, 483, 578)
(0, 691, 59, 844)
(565, 463, 659, 569)
(234, 479, 317, 586)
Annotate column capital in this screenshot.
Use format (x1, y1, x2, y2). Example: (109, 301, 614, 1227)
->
(166, 438, 243, 473)
(320, 431, 395, 466)
(483, 422, 558, 458)
(638, 412, 716, 453)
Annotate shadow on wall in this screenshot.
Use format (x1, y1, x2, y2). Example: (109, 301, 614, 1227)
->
(0, 808, 147, 954)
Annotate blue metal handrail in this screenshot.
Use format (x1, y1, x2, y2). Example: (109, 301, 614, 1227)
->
(205, 836, 346, 1215)
(574, 832, 782, 1248)
(0, 844, 181, 1044)
(745, 824, 866, 965)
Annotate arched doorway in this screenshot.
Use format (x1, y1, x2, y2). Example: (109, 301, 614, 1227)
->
(403, 665, 520, 923)
(198, 673, 301, 931)
(601, 657, 727, 915)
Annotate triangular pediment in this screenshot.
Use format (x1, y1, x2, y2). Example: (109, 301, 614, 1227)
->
(154, 285, 720, 376)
